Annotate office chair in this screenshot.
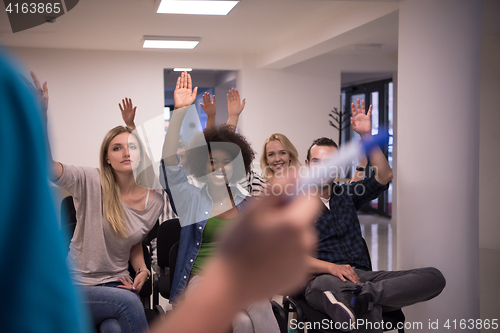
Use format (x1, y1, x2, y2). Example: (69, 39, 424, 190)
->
(153, 218, 182, 304)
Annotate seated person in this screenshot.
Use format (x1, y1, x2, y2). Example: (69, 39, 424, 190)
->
(304, 99, 446, 332)
(35, 73, 164, 333)
(161, 72, 281, 333)
(200, 89, 268, 197)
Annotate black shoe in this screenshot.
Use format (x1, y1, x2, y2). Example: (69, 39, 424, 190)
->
(322, 287, 374, 332)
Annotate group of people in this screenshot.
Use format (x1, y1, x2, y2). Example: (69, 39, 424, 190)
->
(2, 44, 445, 333)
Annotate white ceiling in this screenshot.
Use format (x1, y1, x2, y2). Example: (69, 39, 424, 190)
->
(0, 0, 401, 69)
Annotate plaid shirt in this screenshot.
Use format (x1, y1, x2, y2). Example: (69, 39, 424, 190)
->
(315, 176, 389, 270)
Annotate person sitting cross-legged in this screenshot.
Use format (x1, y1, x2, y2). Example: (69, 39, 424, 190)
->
(304, 99, 446, 333)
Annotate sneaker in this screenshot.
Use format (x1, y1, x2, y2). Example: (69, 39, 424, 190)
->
(322, 291, 355, 331)
(322, 288, 374, 331)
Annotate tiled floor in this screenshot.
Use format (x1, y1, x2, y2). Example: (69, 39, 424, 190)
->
(359, 213, 395, 272)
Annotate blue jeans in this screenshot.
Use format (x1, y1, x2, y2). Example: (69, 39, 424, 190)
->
(82, 282, 148, 333)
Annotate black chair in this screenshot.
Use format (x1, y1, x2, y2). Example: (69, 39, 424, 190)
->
(153, 218, 182, 305)
(60, 195, 77, 251)
(60, 195, 163, 325)
(283, 239, 405, 333)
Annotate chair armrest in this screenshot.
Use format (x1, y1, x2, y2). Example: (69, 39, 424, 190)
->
(153, 273, 159, 307)
(283, 296, 305, 333)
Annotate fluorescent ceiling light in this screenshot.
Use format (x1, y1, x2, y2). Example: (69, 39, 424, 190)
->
(157, 0, 239, 15)
(143, 36, 200, 49)
(173, 68, 193, 71)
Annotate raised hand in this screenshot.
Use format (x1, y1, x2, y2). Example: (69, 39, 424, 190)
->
(350, 98, 372, 136)
(174, 71, 198, 109)
(227, 88, 245, 118)
(119, 98, 137, 129)
(30, 71, 48, 113)
(200, 92, 216, 117)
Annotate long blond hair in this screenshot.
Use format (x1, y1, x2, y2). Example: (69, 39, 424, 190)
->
(99, 126, 150, 238)
(260, 133, 301, 180)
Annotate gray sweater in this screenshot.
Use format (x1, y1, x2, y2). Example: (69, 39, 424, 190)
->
(56, 164, 163, 285)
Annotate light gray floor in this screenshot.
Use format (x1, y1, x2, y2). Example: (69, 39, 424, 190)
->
(359, 214, 500, 333)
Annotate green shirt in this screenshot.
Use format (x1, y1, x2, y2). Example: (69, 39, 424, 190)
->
(191, 216, 234, 275)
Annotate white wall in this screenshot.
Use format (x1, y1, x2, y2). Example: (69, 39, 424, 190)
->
(11, 47, 342, 174)
(478, 0, 500, 326)
(479, 37, 500, 251)
(238, 54, 340, 170)
(397, 0, 482, 328)
(11, 47, 241, 168)
(214, 78, 235, 126)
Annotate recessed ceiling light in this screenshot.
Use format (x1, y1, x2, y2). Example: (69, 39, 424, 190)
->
(174, 68, 193, 72)
(157, 0, 239, 15)
(143, 36, 200, 49)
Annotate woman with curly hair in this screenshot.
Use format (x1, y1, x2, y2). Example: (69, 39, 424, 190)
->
(161, 72, 281, 333)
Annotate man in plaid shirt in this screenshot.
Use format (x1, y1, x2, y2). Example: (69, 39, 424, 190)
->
(303, 100, 446, 332)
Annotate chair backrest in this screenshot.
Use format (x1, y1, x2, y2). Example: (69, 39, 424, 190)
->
(60, 196, 77, 252)
(156, 219, 181, 299)
(169, 242, 180, 292)
(157, 218, 181, 269)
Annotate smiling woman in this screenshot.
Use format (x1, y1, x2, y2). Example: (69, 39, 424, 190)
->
(161, 72, 281, 333)
(260, 133, 301, 183)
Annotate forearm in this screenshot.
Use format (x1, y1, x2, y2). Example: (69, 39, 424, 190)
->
(126, 121, 136, 130)
(362, 134, 392, 185)
(307, 256, 332, 274)
(162, 106, 189, 166)
(226, 115, 239, 131)
(350, 160, 367, 183)
(41, 112, 63, 181)
(206, 115, 215, 129)
(129, 242, 147, 272)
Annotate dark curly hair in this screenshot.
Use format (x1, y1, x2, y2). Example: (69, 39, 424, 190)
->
(185, 125, 255, 183)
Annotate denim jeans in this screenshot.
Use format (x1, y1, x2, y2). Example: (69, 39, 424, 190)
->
(82, 282, 148, 333)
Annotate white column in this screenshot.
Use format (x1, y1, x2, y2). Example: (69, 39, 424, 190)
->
(397, 0, 482, 331)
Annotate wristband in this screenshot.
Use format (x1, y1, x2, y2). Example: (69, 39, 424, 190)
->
(356, 166, 366, 172)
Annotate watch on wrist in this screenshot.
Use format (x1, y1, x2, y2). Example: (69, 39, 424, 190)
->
(356, 166, 366, 172)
